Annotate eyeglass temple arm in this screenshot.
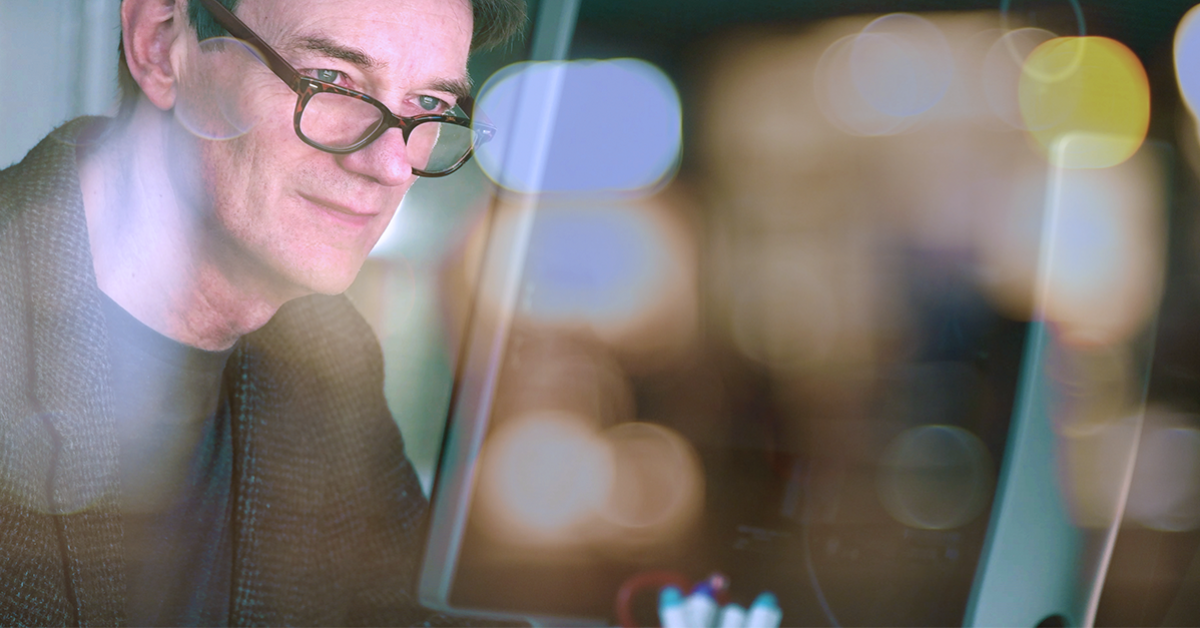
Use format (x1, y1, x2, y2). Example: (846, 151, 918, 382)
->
(196, 0, 304, 89)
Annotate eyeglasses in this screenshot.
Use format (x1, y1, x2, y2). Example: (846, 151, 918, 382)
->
(197, 0, 493, 177)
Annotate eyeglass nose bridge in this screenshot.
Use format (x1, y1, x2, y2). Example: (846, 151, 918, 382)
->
(375, 112, 420, 146)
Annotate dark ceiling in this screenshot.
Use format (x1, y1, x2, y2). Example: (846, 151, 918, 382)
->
(549, 0, 1190, 102)
(547, 0, 1199, 142)
(570, 0, 1195, 63)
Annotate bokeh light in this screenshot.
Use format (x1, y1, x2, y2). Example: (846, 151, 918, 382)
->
(877, 425, 995, 530)
(490, 332, 636, 429)
(999, 0, 1086, 38)
(475, 59, 682, 194)
(1045, 341, 1131, 438)
(973, 160, 1047, 320)
(478, 411, 616, 542)
(850, 14, 954, 117)
(475, 414, 704, 548)
(1042, 334, 1148, 529)
(982, 28, 1056, 129)
(522, 204, 668, 329)
(815, 13, 958, 136)
(465, 193, 696, 362)
(1055, 408, 1143, 529)
(816, 33, 919, 136)
(1037, 150, 1165, 347)
(1126, 409, 1200, 532)
(599, 422, 704, 534)
(1174, 5, 1200, 119)
(1019, 37, 1150, 169)
(700, 24, 849, 187)
(976, 145, 1165, 346)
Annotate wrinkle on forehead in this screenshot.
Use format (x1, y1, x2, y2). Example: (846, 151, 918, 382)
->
(245, 0, 473, 44)
(245, 1, 472, 86)
(282, 35, 386, 70)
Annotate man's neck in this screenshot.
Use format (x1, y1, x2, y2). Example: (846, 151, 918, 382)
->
(79, 103, 305, 351)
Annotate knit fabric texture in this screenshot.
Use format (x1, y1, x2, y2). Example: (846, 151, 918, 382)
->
(0, 118, 471, 626)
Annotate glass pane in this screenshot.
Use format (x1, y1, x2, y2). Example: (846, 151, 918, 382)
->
(409, 121, 475, 173)
(299, 91, 384, 149)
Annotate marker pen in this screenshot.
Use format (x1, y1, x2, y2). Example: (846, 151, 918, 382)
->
(745, 592, 782, 628)
(685, 582, 719, 628)
(717, 602, 747, 628)
(659, 585, 687, 628)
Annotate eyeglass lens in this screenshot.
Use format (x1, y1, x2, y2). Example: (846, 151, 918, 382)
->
(298, 91, 480, 173)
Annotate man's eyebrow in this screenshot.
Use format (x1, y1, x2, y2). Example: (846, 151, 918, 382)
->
(288, 35, 383, 70)
(284, 34, 471, 103)
(431, 78, 473, 103)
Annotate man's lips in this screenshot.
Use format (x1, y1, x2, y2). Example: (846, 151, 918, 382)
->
(300, 193, 379, 227)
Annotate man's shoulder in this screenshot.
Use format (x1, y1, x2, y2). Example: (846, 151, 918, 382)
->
(244, 292, 385, 384)
(262, 293, 378, 351)
(0, 118, 105, 317)
(0, 117, 106, 180)
(0, 117, 107, 233)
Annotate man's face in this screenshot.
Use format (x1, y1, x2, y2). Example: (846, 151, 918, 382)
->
(175, 0, 473, 296)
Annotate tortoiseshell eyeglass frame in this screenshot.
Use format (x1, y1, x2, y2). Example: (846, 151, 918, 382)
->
(196, 0, 493, 177)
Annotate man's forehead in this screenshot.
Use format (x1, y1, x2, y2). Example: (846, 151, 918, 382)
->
(242, 0, 473, 78)
(243, 0, 472, 42)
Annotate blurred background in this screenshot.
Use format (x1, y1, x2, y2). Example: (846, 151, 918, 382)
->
(428, 1, 1200, 625)
(7, 0, 1200, 625)
(0, 0, 121, 167)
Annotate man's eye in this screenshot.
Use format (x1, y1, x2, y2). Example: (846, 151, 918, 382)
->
(417, 95, 447, 112)
(312, 69, 345, 84)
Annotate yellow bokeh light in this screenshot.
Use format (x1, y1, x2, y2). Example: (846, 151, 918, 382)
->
(1019, 36, 1149, 169)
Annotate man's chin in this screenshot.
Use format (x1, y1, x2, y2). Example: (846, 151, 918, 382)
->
(302, 269, 361, 297)
(282, 258, 366, 299)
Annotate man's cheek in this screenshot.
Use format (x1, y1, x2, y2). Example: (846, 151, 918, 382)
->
(164, 118, 220, 215)
(181, 40, 282, 140)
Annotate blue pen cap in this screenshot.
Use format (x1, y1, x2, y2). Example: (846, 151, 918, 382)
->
(750, 591, 779, 609)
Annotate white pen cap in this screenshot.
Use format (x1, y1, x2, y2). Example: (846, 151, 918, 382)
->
(717, 603, 748, 628)
(745, 592, 782, 628)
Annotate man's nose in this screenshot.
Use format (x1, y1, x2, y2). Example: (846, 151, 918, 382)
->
(336, 127, 415, 186)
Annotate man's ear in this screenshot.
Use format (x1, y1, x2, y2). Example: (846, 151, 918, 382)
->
(122, 0, 185, 110)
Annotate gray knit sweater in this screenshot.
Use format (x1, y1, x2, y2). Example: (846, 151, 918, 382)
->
(0, 119, 448, 626)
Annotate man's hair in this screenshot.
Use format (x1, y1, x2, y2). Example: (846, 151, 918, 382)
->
(115, 0, 526, 118)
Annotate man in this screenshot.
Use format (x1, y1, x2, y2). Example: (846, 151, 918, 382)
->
(0, 0, 523, 624)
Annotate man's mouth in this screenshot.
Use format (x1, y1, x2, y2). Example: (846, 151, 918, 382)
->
(299, 193, 379, 228)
